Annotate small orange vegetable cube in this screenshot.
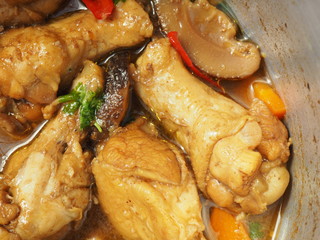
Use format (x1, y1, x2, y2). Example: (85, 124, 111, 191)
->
(253, 82, 286, 119)
(210, 207, 251, 240)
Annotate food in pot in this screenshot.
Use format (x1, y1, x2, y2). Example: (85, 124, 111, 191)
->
(0, 0, 152, 137)
(0, 61, 103, 239)
(92, 117, 205, 240)
(0, 0, 152, 104)
(154, 0, 261, 78)
(130, 38, 290, 214)
(0, 0, 292, 239)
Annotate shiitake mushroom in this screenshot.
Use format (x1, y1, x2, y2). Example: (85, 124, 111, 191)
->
(154, 0, 261, 79)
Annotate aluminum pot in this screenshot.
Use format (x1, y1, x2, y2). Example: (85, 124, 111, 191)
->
(225, 0, 320, 239)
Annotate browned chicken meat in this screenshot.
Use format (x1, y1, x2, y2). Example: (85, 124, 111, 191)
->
(92, 118, 205, 240)
(130, 38, 290, 214)
(0, 61, 106, 240)
(0, 0, 64, 28)
(0, 96, 44, 140)
(0, 0, 152, 105)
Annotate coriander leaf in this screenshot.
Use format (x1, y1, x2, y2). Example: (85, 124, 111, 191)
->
(58, 82, 104, 131)
(113, 0, 126, 4)
(249, 222, 264, 240)
(94, 121, 103, 133)
(58, 91, 77, 103)
(63, 101, 81, 114)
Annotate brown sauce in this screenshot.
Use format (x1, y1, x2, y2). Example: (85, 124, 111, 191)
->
(221, 64, 272, 108)
(64, 197, 124, 240)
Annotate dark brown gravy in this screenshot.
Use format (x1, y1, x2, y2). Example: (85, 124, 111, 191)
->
(64, 201, 124, 240)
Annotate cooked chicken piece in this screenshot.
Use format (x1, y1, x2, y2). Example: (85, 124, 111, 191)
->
(0, 61, 106, 240)
(130, 38, 290, 214)
(0, 0, 153, 105)
(0, 178, 19, 226)
(0, 226, 20, 240)
(0, 97, 43, 139)
(249, 98, 290, 163)
(0, 0, 64, 28)
(92, 118, 205, 240)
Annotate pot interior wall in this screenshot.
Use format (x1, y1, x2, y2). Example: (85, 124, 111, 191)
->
(226, 0, 320, 239)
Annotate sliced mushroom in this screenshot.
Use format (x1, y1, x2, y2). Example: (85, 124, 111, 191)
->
(154, 0, 261, 79)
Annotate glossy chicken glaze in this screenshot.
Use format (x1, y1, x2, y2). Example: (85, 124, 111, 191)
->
(0, 61, 104, 240)
(130, 38, 290, 214)
(0, 0, 153, 105)
(93, 118, 205, 240)
(0, 0, 65, 27)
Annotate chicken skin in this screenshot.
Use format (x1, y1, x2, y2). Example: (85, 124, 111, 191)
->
(130, 38, 290, 214)
(0, 61, 105, 240)
(0, 0, 64, 28)
(0, 0, 153, 105)
(92, 118, 205, 240)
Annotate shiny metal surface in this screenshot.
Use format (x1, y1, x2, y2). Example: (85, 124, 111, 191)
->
(226, 0, 320, 239)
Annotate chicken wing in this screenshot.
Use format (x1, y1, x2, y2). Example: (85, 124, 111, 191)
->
(0, 0, 153, 105)
(0, 0, 64, 28)
(92, 118, 205, 240)
(0, 61, 105, 240)
(130, 38, 290, 214)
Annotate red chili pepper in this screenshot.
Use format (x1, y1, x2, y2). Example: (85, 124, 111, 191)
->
(167, 31, 223, 90)
(82, 0, 114, 20)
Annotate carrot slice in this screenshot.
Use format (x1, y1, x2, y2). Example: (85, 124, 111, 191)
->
(210, 208, 251, 240)
(253, 82, 286, 119)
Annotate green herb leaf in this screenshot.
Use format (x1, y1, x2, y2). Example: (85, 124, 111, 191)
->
(58, 83, 103, 131)
(94, 121, 103, 133)
(113, 0, 126, 5)
(63, 101, 81, 114)
(58, 94, 77, 103)
(249, 222, 265, 240)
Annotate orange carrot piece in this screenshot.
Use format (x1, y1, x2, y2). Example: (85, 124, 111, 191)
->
(253, 82, 286, 119)
(210, 208, 251, 240)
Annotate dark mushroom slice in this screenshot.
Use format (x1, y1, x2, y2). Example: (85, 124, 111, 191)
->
(96, 53, 131, 133)
(154, 0, 261, 79)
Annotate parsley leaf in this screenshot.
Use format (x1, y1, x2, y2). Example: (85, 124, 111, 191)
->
(113, 0, 126, 5)
(249, 222, 265, 240)
(58, 83, 103, 132)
